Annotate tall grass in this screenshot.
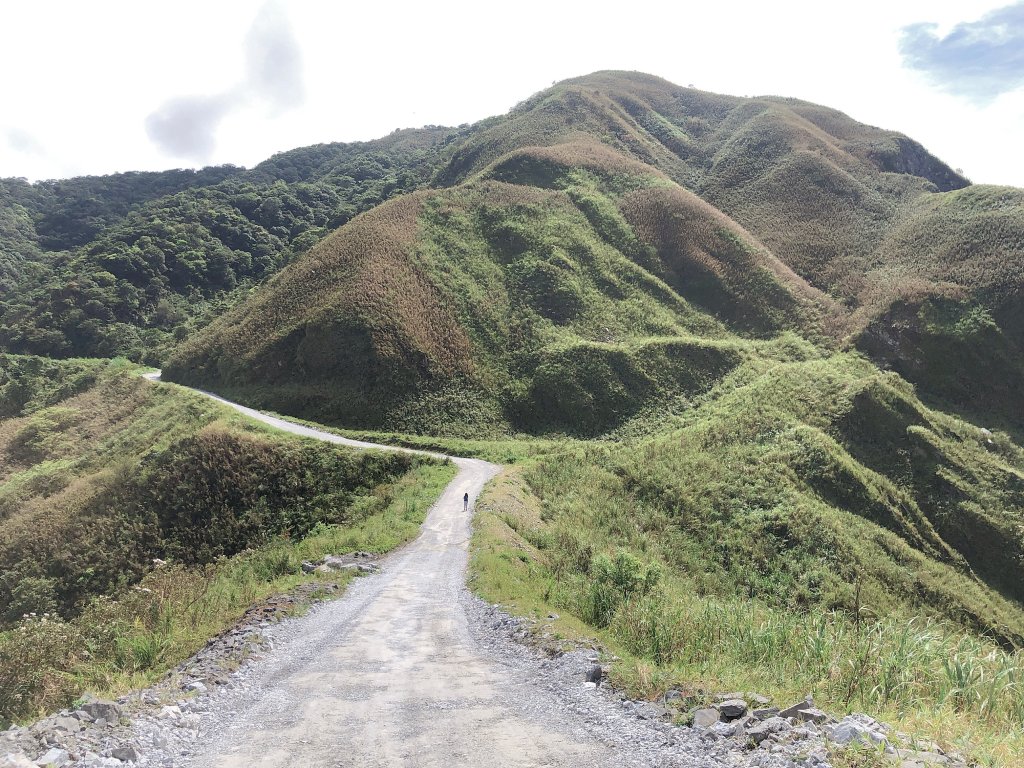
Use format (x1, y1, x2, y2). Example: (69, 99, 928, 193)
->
(0, 460, 456, 725)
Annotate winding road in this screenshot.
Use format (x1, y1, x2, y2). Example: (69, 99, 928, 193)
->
(142, 373, 654, 768)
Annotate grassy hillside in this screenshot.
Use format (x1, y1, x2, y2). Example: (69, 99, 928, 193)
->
(469, 350, 1024, 763)
(167, 141, 841, 435)
(0, 356, 452, 722)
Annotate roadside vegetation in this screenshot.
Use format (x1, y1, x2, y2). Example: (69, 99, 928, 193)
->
(0, 356, 454, 724)
(469, 349, 1024, 765)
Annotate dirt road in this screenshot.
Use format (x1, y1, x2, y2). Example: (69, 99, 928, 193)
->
(144, 374, 658, 767)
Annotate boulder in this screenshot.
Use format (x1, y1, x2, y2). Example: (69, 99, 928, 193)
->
(796, 707, 829, 725)
(709, 720, 739, 738)
(716, 698, 748, 720)
(752, 707, 780, 720)
(79, 699, 122, 724)
(48, 718, 80, 734)
(0, 754, 36, 768)
(778, 697, 814, 720)
(584, 665, 603, 684)
(692, 708, 721, 728)
(111, 745, 142, 763)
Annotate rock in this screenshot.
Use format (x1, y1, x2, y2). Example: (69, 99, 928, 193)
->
(581, 681, 597, 690)
(796, 707, 829, 725)
(33, 749, 68, 767)
(664, 689, 682, 702)
(748, 693, 772, 706)
(829, 717, 888, 746)
(584, 665, 603, 684)
(186, 681, 207, 694)
(752, 707, 780, 720)
(692, 708, 721, 728)
(111, 745, 141, 763)
(778, 697, 813, 720)
(716, 698, 748, 720)
(69, 711, 93, 723)
(79, 700, 122, 725)
(897, 751, 950, 767)
(709, 720, 739, 738)
(0, 755, 37, 768)
(714, 692, 745, 702)
(48, 718, 80, 734)
(158, 706, 181, 721)
(300, 560, 317, 574)
(746, 716, 792, 745)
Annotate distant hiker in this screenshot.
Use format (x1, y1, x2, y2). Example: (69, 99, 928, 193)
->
(463, 492, 469, 512)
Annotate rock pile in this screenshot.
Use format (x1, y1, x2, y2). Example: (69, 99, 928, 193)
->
(301, 551, 380, 576)
(679, 692, 967, 767)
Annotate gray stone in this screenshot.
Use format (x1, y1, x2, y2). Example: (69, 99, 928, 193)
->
(111, 745, 142, 763)
(709, 720, 739, 738)
(79, 700, 122, 725)
(186, 680, 207, 694)
(745, 716, 791, 745)
(714, 691, 745, 702)
(716, 698, 748, 720)
(778, 697, 813, 719)
(33, 749, 68, 767)
(0, 754, 37, 768)
(584, 664, 603, 684)
(897, 751, 950, 767)
(830, 720, 872, 745)
(47, 718, 80, 735)
(748, 693, 772, 706)
(692, 708, 721, 728)
(796, 707, 829, 724)
(300, 560, 317, 574)
(752, 707, 780, 720)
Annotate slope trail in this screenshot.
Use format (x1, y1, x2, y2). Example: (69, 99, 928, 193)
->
(143, 373, 722, 768)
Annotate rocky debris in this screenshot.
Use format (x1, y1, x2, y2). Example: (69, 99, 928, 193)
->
(584, 664, 603, 685)
(33, 749, 69, 767)
(751, 707, 779, 720)
(304, 551, 381, 576)
(0, 754, 37, 768)
(745, 716, 791, 745)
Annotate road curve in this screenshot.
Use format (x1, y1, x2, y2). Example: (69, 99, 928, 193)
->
(142, 372, 627, 768)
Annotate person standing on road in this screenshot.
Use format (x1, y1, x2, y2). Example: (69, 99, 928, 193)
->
(463, 492, 469, 512)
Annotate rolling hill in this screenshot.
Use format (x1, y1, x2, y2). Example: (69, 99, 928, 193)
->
(4, 71, 1024, 758)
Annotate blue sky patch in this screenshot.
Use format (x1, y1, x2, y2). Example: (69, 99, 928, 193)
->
(900, 2, 1024, 103)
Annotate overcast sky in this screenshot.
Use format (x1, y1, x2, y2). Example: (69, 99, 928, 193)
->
(2, 0, 1023, 186)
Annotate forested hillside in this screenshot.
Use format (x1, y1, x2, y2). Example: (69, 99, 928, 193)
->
(0, 127, 462, 362)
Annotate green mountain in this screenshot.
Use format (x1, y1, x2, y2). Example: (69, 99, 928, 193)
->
(161, 72, 1024, 644)
(4, 72, 1024, 755)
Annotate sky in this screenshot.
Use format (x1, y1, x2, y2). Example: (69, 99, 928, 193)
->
(2, 0, 1023, 186)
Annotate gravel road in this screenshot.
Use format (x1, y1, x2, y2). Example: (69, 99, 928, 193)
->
(126, 375, 803, 768)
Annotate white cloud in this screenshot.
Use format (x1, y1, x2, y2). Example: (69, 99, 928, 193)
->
(0, 0, 1020, 186)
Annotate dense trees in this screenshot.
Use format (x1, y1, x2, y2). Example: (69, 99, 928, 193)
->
(0, 128, 457, 362)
